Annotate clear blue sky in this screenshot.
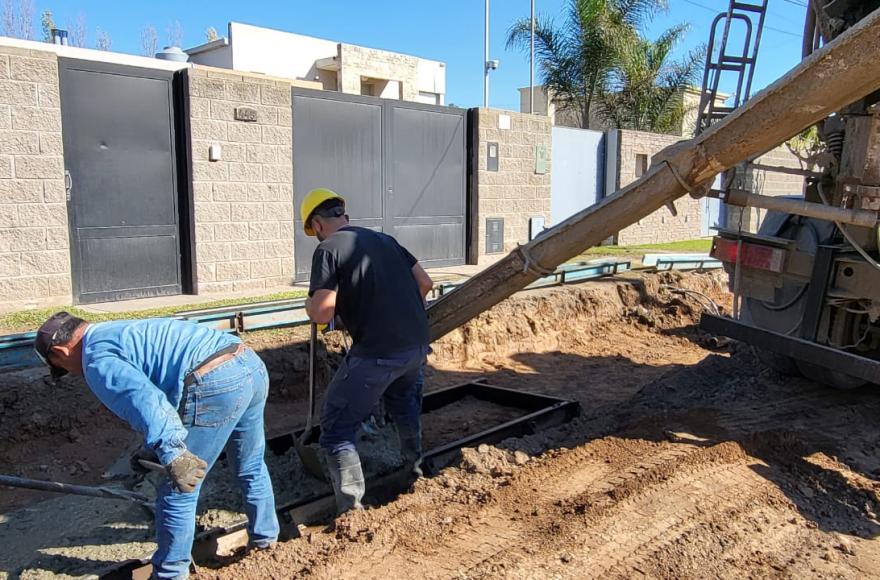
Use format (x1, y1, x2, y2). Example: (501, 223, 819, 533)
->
(43, 0, 808, 110)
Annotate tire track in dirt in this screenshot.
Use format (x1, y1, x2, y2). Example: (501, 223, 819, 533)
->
(421, 444, 704, 578)
(308, 443, 635, 579)
(466, 443, 762, 578)
(529, 465, 776, 578)
(277, 441, 715, 580)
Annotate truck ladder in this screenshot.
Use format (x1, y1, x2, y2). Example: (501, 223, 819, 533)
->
(695, 0, 768, 136)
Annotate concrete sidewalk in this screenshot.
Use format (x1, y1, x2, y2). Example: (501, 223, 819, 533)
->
(78, 284, 306, 314)
(76, 262, 493, 315)
(7, 250, 656, 317)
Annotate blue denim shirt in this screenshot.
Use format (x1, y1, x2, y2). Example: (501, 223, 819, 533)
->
(82, 319, 240, 464)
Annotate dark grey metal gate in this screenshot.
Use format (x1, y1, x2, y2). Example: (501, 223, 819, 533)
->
(59, 59, 183, 304)
(385, 101, 466, 266)
(292, 89, 465, 281)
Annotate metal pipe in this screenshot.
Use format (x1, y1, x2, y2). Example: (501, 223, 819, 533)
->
(530, 0, 535, 114)
(746, 162, 823, 178)
(722, 189, 878, 228)
(802, 0, 816, 58)
(484, 0, 489, 108)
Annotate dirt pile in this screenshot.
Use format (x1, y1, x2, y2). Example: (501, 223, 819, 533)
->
(431, 270, 727, 368)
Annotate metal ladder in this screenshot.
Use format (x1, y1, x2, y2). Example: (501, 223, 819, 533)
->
(694, 0, 768, 136)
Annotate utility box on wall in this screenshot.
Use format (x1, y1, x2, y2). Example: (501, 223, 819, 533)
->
(535, 144, 548, 174)
(486, 218, 504, 253)
(487, 141, 499, 172)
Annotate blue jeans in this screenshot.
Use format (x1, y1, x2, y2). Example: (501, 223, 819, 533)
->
(152, 348, 279, 579)
(319, 345, 427, 455)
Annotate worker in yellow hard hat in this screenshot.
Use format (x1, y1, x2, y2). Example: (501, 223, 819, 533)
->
(300, 188, 346, 239)
(299, 188, 433, 515)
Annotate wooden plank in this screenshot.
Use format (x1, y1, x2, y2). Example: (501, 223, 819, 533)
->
(428, 9, 880, 341)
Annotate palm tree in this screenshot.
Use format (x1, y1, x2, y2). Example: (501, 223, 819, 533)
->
(507, 0, 668, 130)
(600, 24, 704, 134)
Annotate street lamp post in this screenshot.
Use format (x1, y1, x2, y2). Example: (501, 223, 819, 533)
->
(530, 0, 535, 113)
(484, 0, 490, 108)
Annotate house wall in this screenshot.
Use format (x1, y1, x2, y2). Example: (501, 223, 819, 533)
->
(613, 129, 703, 246)
(189, 39, 233, 69)
(224, 22, 338, 87)
(187, 23, 446, 103)
(0, 44, 69, 308)
(0, 36, 187, 72)
(726, 146, 808, 233)
(612, 129, 807, 244)
(475, 108, 552, 261)
(187, 65, 299, 293)
(520, 85, 728, 138)
(338, 43, 419, 102)
(417, 59, 445, 104)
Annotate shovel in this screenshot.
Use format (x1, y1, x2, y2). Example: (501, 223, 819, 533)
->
(295, 322, 326, 481)
(0, 474, 153, 510)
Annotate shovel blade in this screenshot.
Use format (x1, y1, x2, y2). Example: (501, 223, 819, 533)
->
(294, 431, 326, 481)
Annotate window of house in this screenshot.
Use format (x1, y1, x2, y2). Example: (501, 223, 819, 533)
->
(635, 154, 649, 178)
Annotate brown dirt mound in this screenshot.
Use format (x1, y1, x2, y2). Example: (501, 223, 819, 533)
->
(432, 270, 728, 367)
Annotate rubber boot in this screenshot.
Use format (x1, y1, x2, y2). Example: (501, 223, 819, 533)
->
(325, 448, 365, 514)
(397, 424, 423, 478)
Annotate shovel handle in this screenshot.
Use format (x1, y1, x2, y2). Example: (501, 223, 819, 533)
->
(305, 323, 318, 432)
(0, 474, 152, 506)
(137, 459, 166, 473)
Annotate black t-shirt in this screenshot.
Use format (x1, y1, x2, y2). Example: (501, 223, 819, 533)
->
(308, 226, 429, 356)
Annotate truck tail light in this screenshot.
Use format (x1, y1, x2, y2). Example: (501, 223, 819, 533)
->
(711, 237, 787, 273)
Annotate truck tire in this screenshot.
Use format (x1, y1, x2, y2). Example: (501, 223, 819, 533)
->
(752, 347, 801, 376)
(795, 361, 866, 390)
(740, 213, 868, 388)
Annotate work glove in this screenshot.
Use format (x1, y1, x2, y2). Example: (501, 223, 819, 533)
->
(129, 446, 160, 475)
(166, 450, 208, 493)
(318, 315, 346, 334)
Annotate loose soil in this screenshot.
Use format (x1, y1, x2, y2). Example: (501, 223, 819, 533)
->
(421, 396, 526, 450)
(2, 270, 879, 579)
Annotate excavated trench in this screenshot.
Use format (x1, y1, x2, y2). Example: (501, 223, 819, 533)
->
(0, 271, 736, 578)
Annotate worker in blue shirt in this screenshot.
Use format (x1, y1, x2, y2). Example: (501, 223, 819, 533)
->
(33, 312, 279, 579)
(300, 188, 433, 514)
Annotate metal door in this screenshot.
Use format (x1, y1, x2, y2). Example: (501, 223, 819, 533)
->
(292, 88, 466, 281)
(385, 101, 466, 266)
(550, 126, 605, 224)
(60, 59, 182, 303)
(292, 91, 384, 281)
(701, 175, 726, 235)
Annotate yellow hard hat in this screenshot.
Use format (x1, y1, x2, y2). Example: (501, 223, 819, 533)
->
(300, 188, 346, 236)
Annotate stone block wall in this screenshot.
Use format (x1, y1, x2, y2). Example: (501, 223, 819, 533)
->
(338, 44, 418, 101)
(476, 109, 552, 260)
(726, 146, 807, 233)
(609, 130, 807, 243)
(0, 45, 69, 308)
(613, 129, 702, 246)
(188, 66, 295, 293)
